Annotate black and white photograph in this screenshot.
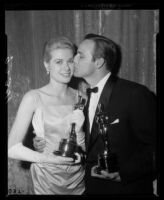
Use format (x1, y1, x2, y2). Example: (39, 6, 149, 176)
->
(5, 3, 159, 197)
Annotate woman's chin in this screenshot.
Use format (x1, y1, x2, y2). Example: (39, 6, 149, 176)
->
(62, 77, 72, 83)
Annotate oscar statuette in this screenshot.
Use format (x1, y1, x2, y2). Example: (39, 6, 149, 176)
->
(95, 103, 118, 174)
(53, 96, 85, 160)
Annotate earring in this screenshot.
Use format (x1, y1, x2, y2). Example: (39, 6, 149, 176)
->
(46, 70, 50, 75)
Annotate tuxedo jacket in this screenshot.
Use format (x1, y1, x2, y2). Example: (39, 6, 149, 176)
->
(84, 75, 157, 195)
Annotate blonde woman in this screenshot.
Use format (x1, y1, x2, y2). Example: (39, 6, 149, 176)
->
(8, 37, 86, 195)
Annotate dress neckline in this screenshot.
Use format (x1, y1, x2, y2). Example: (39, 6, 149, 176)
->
(37, 89, 61, 97)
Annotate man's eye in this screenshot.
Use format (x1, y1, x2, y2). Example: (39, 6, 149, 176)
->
(68, 60, 74, 64)
(56, 60, 62, 64)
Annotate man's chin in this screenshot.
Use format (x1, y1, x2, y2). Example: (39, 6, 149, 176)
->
(74, 72, 81, 78)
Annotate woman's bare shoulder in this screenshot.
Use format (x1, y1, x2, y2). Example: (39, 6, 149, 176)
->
(22, 89, 40, 105)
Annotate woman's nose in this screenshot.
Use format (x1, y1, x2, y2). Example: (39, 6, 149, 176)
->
(64, 62, 70, 70)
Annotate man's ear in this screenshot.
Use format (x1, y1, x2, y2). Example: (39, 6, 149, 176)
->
(95, 58, 105, 69)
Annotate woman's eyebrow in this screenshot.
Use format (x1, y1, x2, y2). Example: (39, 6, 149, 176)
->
(53, 58, 62, 61)
(54, 58, 62, 60)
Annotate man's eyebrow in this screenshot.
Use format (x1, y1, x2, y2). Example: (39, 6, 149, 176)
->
(77, 50, 83, 54)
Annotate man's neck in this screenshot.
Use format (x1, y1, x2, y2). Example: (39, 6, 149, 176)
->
(86, 70, 110, 87)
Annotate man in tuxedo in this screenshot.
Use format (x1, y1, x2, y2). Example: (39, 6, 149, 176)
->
(33, 34, 157, 196)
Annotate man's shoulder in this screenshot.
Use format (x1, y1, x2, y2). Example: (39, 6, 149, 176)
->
(116, 77, 156, 102)
(112, 77, 156, 101)
(116, 77, 149, 92)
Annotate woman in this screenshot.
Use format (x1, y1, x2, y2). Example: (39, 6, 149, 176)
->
(8, 37, 86, 195)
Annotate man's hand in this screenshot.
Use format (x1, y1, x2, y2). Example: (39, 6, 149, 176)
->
(74, 152, 82, 164)
(45, 153, 74, 165)
(42, 151, 82, 165)
(91, 165, 121, 182)
(33, 136, 46, 152)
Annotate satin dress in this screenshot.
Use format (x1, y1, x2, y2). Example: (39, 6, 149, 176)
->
(30, 90, 85, 195)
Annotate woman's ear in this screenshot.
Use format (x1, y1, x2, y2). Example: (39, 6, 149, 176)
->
(44, 61, 50, 72)
(95, 58, 105, 69)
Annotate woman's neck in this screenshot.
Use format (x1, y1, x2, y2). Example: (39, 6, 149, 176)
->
(47, 80, 68, 97)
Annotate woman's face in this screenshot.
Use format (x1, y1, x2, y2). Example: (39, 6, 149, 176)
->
(45, 48, 74, 84)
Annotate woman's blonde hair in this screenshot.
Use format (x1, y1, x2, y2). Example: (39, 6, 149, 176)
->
(43, 36, 77, 63)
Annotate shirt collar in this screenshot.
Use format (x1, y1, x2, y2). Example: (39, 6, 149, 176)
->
(92, 72, 111, 96)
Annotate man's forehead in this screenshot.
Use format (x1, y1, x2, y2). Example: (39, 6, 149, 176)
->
(78, 39, 94, 52)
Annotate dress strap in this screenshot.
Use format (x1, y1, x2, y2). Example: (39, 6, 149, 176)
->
(32, 89, 43, 108)
(77, 90, 80, 103)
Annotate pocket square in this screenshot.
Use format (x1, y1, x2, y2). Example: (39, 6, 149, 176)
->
(110, 118, 119, 125)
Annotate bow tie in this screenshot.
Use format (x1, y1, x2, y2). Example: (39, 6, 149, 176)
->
(87, 87, 98, 94)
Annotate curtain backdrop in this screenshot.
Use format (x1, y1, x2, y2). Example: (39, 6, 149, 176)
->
(6, 10, 159, 194)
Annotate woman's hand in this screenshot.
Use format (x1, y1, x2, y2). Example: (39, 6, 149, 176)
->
(33, 136, 46, 152)
(33, 137, 81, 165)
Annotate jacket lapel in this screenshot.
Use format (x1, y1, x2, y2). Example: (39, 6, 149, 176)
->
(87, 74, 118, 153)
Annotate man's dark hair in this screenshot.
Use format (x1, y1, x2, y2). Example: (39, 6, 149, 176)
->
(84, 33, 118, 73)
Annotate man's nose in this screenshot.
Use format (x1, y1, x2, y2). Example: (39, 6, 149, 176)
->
(73, 55, 78, 64)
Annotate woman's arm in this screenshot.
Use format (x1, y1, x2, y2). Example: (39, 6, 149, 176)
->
(8, 91, 36, 149)
(8, 91, 73, 164)
(8, 91, 46, 162)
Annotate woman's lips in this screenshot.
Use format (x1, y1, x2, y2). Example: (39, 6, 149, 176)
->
(60, 72, 71, 77)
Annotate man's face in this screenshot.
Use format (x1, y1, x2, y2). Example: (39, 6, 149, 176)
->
(74, 39, 96, 79)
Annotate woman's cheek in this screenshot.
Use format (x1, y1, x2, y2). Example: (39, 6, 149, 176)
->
(51, 64, 60, 72)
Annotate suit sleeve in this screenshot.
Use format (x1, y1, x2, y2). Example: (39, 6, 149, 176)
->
(119, 86, 157, 184)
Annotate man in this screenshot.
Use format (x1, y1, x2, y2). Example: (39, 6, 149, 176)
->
(33, 34, 157, 196)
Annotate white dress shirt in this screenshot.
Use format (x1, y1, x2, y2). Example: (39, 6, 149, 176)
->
(89, 72, 111, 132)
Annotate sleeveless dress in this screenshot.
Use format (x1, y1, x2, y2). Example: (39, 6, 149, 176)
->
(30, 90, 85, 195)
